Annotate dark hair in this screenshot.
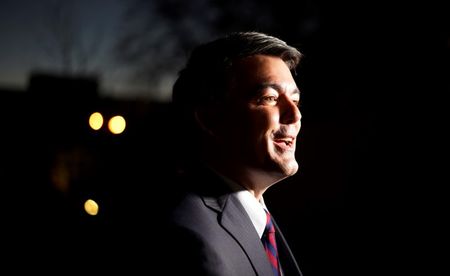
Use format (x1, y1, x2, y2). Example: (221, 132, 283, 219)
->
(173, 31, 302, 109)
(171, 31, 303, 168)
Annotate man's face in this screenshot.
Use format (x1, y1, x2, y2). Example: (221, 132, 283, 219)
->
(222, 54, 301, 177)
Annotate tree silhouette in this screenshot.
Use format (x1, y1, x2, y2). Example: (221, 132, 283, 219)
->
(37, 0, 107, 76)
(113, 0, 313, 101)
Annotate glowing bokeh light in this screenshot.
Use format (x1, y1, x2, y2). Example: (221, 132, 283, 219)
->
(84, 199, 99, 216)
(89, 112, 103, 130)
(108, 115, 126, 134)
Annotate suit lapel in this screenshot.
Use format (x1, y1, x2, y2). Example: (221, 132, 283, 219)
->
(203, 194, 273, 276)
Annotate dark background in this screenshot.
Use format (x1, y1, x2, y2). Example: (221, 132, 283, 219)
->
(1, 0, 447, 274)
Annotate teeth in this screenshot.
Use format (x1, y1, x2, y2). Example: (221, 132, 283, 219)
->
(280, 140, 292, 145)
(274, 137, 294, 146)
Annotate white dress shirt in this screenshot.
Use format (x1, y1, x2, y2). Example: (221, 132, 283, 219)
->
(214, 170, 270, 238)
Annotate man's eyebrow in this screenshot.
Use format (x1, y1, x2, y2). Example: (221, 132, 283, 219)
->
(257, 83, 301, 95)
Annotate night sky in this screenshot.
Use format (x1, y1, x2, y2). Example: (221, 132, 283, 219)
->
(0, 0, 140, 98)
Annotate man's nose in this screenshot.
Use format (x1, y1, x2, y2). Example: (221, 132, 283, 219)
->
(280, 97, 301, 124)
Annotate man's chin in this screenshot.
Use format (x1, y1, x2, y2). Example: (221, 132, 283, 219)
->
(272, 159, 298, 177)
(284, 162, 299, 176)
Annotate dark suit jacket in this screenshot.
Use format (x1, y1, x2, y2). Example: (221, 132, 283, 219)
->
(159, 167, 303, 276)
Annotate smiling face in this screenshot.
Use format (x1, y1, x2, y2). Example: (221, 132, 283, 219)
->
(218, 55, 302, 182)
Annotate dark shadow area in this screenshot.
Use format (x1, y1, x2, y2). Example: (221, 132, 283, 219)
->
(0, 1, 447, 275)
(0, 73, 176, 272)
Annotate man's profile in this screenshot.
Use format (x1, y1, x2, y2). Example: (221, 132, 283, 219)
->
(160, 31, 304, 276)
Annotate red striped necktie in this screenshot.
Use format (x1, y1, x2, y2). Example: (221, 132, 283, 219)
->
(262, 210, 281, 276)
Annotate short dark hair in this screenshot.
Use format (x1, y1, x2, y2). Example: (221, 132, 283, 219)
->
(172, 31, 302, 109)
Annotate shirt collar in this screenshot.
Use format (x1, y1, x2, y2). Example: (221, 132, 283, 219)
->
(209, 167, 268, 238)
(234, 190, 267, 238)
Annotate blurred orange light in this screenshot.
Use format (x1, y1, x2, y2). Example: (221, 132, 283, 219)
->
(108, 115, 126, 134)
(84, 199, 99, 216)
(89, 112, 103, 130)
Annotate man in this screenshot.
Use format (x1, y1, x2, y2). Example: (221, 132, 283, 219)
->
(162, 31, 303, 276)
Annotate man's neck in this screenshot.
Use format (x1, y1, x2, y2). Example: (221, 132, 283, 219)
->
(205, 159, 285, 201)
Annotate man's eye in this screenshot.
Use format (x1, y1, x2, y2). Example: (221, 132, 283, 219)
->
(258, 96, 278, 105)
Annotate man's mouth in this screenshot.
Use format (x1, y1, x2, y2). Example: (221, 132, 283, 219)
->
(274, 137, 294, 146)
(273, 136, 296, 150)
